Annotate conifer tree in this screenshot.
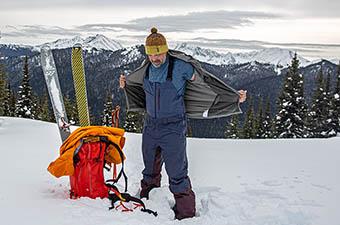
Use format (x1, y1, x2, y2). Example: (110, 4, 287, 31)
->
(225, 114, 240, 139)
(0, 63, 7, 116)
(102, 94, 113, 127)
(124, 111, 144, 133)
(187, 121, 193, 137)
(254, 98, 265, 138)
(15, 56, 37, 119)
(9, 87, 16, 117)
(38, 93, 52, 122)
(64, 95, 79, 125)
(2, 83, 12, 116)
(330, 62, 340, 134)
(307, 69, 329, 137)
(262, 97, 273, 138)
(324, 72, 335, 136)
(274, 53, 307, 138)
(242, 97, 255, 139)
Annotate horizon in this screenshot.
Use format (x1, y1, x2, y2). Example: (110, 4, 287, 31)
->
(1, 0, 340, 60)
(1, 33, 339, 62)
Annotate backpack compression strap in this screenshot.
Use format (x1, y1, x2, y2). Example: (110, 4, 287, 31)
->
(106, 183, 157, 217)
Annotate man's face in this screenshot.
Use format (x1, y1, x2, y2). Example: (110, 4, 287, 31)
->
(148, 53, 167, 68)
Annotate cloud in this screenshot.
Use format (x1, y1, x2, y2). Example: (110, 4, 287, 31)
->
(2, 0, 340, 18)
(2, 10, 280, 39)
(1, 10, 279, 39)
(3, 25, 81, 38)
(79, 10, 280, 33)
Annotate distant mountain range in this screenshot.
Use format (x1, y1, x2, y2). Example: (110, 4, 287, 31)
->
(0, 35, 339, 138)
(35, 34, 123, 52)
(1, 34, 338, 67)
(174, 43, 311, 67)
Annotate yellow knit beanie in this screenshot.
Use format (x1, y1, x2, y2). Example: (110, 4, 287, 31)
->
(145, 27, 168, 55)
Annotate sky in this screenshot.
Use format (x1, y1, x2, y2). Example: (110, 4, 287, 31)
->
(1, 0, 340, 60)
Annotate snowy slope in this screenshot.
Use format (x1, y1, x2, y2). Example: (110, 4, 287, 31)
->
(329, 58, 340, 65)
(0, 117, 339, 225)
(35, 34, 123, 52)
(175, 43, 310, 67)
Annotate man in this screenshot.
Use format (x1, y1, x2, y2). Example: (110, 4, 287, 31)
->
(120, 27, 246, 220)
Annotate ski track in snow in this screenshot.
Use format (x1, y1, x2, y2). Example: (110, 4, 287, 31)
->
(0, 117, 339, 225)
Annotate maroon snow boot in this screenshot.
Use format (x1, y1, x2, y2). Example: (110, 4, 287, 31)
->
(172, 188, 196, 220)
(140, 178, 161, 199)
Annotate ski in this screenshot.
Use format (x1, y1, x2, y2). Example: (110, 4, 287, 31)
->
(40, 45, 71, 142)
(71, 44, 90, 127)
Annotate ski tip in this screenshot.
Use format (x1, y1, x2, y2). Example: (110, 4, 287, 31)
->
(73, 43, 83, 49)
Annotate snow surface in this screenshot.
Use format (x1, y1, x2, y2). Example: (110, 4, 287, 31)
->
(0, 117, 339, 225)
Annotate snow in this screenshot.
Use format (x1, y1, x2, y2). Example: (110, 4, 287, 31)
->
(174, 43, 236, 65)
(0, 117, 339, 225)
(175, 44, 310, 67)
(121, 46, 143, 65)
(35, 35, 123, 52)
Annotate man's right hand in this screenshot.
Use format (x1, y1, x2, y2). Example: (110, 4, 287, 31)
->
(119, 74, 126, 88)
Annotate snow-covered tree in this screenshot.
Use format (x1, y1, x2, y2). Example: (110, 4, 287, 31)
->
(8, 85, 16, 117)
(274, 53, 307, 138)
(124, 111, 144, 133)
(2, 83, 13, 117)
(15, 56, 37, 119)
(262, 97, 273, 138)
(254, 98, 265, 138)
(0, 63, 7, 116)
(323, 72, 336, 137)
(102, 94, 113, 127)
(306, 69, 329, 137)
(225, 114, 240, 139)
(37, 93, 53, 122)
(242, 97, 255, 139)
(330, 62, 340, 134)
(64, 95, 79, 125)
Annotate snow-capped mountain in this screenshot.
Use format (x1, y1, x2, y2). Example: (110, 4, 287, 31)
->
(174, 43, 236, 65)
(233, 48, 310, 67)
(175, 43, 310, 67)
(329, 58, 340, 65)
(120, 45, 144, 65)
(35, 34, 123, 52)
(0, 44, 38, 57)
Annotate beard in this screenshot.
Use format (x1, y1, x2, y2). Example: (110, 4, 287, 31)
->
(151, 58, 165, 68)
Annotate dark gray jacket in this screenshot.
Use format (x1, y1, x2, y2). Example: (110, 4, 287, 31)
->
(124, 50, 242, 119)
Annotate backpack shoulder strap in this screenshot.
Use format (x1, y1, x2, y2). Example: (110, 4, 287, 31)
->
(101, 136, 128, 192)
(166, 55, 174, 81)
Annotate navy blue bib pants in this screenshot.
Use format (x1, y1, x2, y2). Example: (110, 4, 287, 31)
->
(141, 57, 195, 219)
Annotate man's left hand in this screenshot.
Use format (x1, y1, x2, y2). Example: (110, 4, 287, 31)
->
(238, 90, 247, 103)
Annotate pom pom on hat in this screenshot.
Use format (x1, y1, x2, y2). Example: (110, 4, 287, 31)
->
(151, 27, 158, 34)
(145, 27, 168, 55)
